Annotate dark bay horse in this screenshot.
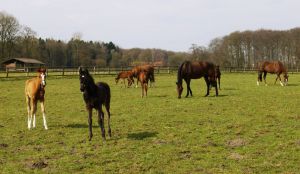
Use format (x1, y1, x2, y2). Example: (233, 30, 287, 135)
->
(115, 70, 134, 87)
(176, 61, 218, 98)
(131, 65, 155, 87)
(79, 67, 111, 141)
(257, 61, 288, 86)
(25, 68, 48, 130)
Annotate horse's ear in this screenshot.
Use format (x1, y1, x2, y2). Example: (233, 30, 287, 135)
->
(78, 67, 83, 73)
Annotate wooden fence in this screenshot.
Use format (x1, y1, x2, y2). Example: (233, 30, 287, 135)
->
(0, 66, 299, 78)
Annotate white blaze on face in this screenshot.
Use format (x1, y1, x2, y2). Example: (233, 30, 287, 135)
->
(41, 73, 46, 86)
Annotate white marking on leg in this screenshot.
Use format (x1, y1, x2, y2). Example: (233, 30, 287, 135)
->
(257, 81, 259, 86)
(280, 81, 284, 86)
(28, 115, 32, 129)
(43, 113, 48, 130)
(33, 114, 36, 128)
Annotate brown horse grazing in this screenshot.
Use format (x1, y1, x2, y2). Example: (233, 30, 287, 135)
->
(79, 67, 111, 141)
(215, 65, 221, 90)
(25, 68, 48, 130)
(176, 61, 218, 99)
(257, 60, 288, 86)
(115, 71, 134, 87)
(138, 71, 149, 98)
(131, 65, 155, 87)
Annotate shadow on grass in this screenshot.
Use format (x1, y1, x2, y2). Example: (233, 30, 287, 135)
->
(66, 123, 98, 128)
(286, 84, 299, 86)
(127, 131, 158, 140)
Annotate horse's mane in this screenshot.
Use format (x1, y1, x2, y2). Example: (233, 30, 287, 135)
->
(85, 70, 95, 85)
(177, 61, 191, 84)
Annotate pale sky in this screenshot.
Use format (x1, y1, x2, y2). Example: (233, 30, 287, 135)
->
(1, 0, 299, 52)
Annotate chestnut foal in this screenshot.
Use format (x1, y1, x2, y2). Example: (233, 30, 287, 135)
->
(25, 68, 48, 130)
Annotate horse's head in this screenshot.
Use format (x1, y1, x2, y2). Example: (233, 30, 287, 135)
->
(283, 73, 289, 86)
(176, 82, 183, 99)
(37, 68, 47, 87)
(78, 67, 90, 92)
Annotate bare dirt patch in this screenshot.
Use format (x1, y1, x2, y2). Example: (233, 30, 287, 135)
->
(226, 138, 246, 148)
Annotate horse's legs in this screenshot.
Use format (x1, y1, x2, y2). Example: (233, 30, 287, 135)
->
(263, 72, 268, 86)
(204, 77, 210, 97)
(145, 82, 148, 97)
(40, 100, 48, 130)
(218, 77, 221, 90)
(87, 108, 93, 141)
(257, 71, 262, 85)
(98, 108, 106, 141)
(214, 81, 219, 96)
(26, 96, 31, 129)
(30, 99, 37, 129)
(278, 74, 284, 86)
(141, 83, 144, 98)
(105, 102, 111, 137)
(184, 79, 191, 97)
(274, 75, 279, 84)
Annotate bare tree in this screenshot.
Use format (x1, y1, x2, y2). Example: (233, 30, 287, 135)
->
(0, 11, 20, 60)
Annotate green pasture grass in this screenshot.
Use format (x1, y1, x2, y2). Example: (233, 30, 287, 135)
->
(0, 73, 299, 173)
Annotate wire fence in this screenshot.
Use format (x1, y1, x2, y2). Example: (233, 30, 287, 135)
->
(0, 66, 299, 78)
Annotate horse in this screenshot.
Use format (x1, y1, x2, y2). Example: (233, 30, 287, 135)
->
(131, 65, 155, 87)
(25, 68, 48, 130)
(79, 67, 111, 141)
(215, 65, 221, 90)
(176, 61, 218, 99)
(115, 70, 134, 87)
(257, 60, 288, 86)
(138, 70, 149, 98)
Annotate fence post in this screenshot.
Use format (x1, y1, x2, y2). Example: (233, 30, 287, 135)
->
(108, 67, 110, 74)
(26, 68, 29, 76)
(62, 67, 65, 76)
(168, 66, 170, 74)
(93, 66, 96, 74)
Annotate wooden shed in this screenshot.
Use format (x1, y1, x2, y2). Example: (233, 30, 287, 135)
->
(2, 58, 45, 71)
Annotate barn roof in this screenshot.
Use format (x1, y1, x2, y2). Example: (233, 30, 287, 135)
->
(2, 58, 45, 65)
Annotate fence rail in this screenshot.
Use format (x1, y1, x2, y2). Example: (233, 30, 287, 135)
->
(0, 66, 299, 78)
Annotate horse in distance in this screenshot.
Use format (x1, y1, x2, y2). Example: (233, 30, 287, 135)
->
(25, 68, 48, 130)
(257, 60, 288, 86)
(115, 70, 134, 87)
(176, 61, 218, 99)
(131, 65, 155, 87)
(79, 67, 111, 141)
(138, 70, 150, 98)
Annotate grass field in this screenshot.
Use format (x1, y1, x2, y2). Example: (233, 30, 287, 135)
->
(0, 73, 299, 173)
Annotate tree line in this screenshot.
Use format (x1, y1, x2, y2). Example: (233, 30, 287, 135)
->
(1, 11, 299, 69)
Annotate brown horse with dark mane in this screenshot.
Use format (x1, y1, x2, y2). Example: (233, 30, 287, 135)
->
(257, 60, 288, 86)
(115, 70, 134, 87)
(25, 68, 48, 130)
(79, 67, 111, 141)
(176, 61, 218, 98)
(131, 65, 155, 87)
